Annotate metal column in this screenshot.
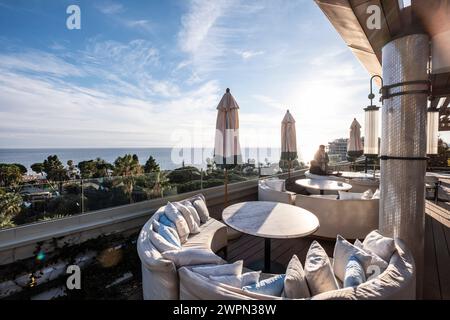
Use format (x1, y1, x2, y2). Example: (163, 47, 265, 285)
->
(380, 34, 430, 298)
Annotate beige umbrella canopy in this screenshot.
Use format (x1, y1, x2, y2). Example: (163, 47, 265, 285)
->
(347, 118, 364, 160)
(281, 110, 297, 178)
(214, 88, 242, 206)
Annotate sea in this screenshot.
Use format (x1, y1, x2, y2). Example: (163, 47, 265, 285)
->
(0, 148, 284, 173)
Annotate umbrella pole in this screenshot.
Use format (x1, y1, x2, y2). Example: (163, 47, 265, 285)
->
(288, 160, 291, 180)
(224, 167, 228, 208)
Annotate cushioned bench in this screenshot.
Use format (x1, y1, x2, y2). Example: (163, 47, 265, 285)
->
(295, 194, 379, 239)
(178, 238, 415, 300)
(137, 196, 228, 300)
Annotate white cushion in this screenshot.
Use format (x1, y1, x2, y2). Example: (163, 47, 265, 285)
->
(282, 255, 310, 299)
(192, 261, 243, 277)
(165, 201, 190, 243)
(162, 248, 222, 267)
(354, 239, 363, 248)
(343, 255, 366, 288)
(243, 274, 286, 296)
(148, 228, 181, 253)
(174, 202, 200, 234)
(153, 220, 181, 248)
(353, 236, 389, 279)
(304, 241, 339, 295)
(372, 189, 380, 199)
(338, 191, 364, 200)
(361, 189, 374, 200)
(265, 179, 285, 192)
(193, 198, 210, 224)
(181, 200, 201, 226)
(333, 235, 373, 281)
(362, 230, 396, 262)
(209, 271, 261, 288)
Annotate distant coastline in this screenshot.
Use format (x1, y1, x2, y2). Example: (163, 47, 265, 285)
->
(0, 147, 285, 172)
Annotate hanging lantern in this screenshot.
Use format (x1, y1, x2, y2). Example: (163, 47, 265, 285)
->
(364, 105, 380, 155)
(426, 106, 439, 155)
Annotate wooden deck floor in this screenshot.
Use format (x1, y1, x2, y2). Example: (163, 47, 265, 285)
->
(227, 200, 450, 300)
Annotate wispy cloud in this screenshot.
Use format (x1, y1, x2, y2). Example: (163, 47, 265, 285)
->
(236, 50, 264, 60)
(95, 1, 124, 15)
(0, 44, 222, 148)
(0, 50, 84, 77)
(124, 19, 153, 32)
(95, 1, 153, 32)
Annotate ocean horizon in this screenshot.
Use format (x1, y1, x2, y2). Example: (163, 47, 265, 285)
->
(0, 147, 287, 172)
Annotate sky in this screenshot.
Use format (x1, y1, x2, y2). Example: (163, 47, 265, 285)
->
(0, 0, 382, 161)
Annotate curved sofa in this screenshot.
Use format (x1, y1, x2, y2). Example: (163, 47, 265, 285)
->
(295, 194, 379, 239)
(258, 179, 295, 204)
(137, 196, 228, 300)
(345, 178, 379, 193)
(178, 238, 415, 300)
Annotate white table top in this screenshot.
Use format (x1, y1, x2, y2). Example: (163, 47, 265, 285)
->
(295, 178, 352, 191)
(222, 201, 319, 239)
(333, 171, 380, 179)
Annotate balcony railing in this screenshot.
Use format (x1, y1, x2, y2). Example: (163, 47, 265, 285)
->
(0, 165, 300, 230)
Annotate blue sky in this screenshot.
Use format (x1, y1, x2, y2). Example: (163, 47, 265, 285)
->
(0, 0, 377, 161)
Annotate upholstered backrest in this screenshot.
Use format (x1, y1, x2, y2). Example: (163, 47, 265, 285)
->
(178, 239, 415, 300)
(313, 238, 415, 300)
(137, 206, 179, 300)
(258, 179, 295, 204)
(295, 194, 379, 239)
(345, 178, 379, 193)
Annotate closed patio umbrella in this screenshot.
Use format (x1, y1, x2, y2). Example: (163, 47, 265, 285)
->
(347, 118, 364, 164)
(281, 110, 297, 179)
(214, 88, 242, 206)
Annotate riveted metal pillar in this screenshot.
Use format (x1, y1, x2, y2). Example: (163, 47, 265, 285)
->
(380, 34, 430, 298)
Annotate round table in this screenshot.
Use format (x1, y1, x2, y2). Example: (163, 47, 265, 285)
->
(222, 201, 319, 273)
(295, 178, 352, 195)
(332, 171, 379, 179)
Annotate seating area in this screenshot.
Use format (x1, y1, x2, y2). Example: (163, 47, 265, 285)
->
(137, 181, 416, 300)
(258, 177, 380, 239)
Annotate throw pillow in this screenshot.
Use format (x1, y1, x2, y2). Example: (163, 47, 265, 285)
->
(159, 214, 176, 229)
(372, 189, 380, 199)
(192, 260, 243, 277)
(362, 230, 396, 262)
(210, 271, 261, 288)
(304, 241, 339, 295)
(153, 220, 181, 248)
(346, 236, 388, 279)
(333, 235, 372, 282)
(162, 248, 222, 267)
(282, 255, 310, 299)
(148, 228, 181, 253)
(354, 239, 363, 248)
(242, 274, 286, 296)
(165, 201, 190, 243)
(343, 255, 366, 288)
(174, 202, 200, 234)
(361, 189, 374, 200)
(193, 198, 210, 223)
(181, 200, 201, 226)
(338, 191, 364, 200)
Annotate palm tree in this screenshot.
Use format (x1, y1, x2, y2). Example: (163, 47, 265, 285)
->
(151, 171, 169, 198)
(0, 192, 22, 228)
(113, 154, 143, 203)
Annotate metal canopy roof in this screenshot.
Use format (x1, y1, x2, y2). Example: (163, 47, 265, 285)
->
(315, 0, 450, 128)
